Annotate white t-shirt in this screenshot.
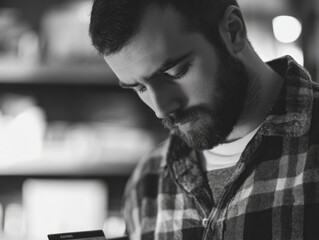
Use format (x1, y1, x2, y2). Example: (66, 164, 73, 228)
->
(202, 126, 261, 171)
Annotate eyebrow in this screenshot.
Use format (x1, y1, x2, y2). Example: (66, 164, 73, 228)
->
(118, 51, 193, 89)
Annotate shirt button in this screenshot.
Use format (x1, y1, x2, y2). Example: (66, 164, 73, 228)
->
(202, 218, 209, 227)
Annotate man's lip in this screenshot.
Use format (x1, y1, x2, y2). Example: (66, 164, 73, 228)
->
(177, 118, 199, 127)
(176, 119, 192, 126)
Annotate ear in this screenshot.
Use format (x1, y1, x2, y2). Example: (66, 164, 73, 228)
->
(218, 6, 247, 54)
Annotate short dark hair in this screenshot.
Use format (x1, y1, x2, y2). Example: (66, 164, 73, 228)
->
(89, 0, 239, 56)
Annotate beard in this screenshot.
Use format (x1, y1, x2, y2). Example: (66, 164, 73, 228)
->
(162, 48, 252, 150)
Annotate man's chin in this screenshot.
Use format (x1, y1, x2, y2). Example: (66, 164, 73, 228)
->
(162, 111, 236, 150)
(173, 126, 227, 151)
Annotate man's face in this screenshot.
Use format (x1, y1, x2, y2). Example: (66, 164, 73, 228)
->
(105, 6, 250, 150)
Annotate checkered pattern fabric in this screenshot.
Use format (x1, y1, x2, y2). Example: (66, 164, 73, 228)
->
(123, 56, 319, 240)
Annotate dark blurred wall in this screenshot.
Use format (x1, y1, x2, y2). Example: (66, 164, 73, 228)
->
(291, 0, 319, 82)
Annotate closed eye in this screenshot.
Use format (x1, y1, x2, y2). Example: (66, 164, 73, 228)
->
(119, 79, 148, 95)
(134, 85, 147, 93)
(119, 81, 138, 89)
(164, 61, 193, 80)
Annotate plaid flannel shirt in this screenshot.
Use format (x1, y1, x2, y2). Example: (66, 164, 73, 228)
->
(123, 56, 319, 240)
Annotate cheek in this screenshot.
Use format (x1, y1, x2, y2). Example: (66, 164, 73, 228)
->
(181, 61, 218, 105)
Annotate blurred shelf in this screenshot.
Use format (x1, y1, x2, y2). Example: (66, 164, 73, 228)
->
(0, 63, 118, 84)
(0, 159, 138, 177)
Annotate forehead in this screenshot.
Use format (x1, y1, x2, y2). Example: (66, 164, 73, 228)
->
(104, 6, 196, 82)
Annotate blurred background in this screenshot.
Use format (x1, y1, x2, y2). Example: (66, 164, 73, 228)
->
(0, 0, 317, 239)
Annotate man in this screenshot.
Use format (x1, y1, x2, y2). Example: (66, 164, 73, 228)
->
(89, 0, 319, 239)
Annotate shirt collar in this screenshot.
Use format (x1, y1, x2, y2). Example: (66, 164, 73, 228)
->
(259, 55, 313, 137)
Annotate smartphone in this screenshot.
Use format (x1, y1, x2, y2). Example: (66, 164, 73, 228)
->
(48, 230, 107, 240)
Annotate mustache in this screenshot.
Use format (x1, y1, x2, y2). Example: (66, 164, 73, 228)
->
(161, 105, 211, 129)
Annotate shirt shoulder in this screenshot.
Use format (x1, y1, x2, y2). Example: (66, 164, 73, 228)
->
(126, 137, 170, 189)
(122, 137, 171, 238)
(312, 79, 319, 99)
(123, 136, 172, 211)
(310, 80, 319, 141)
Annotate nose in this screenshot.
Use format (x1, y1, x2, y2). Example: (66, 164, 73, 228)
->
(147, 86, 181, 119)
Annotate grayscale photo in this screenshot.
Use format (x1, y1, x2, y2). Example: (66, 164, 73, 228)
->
(0, 0, 318, 239)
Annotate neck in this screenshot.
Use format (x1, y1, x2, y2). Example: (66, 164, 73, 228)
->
(226, 46, 284, 141)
